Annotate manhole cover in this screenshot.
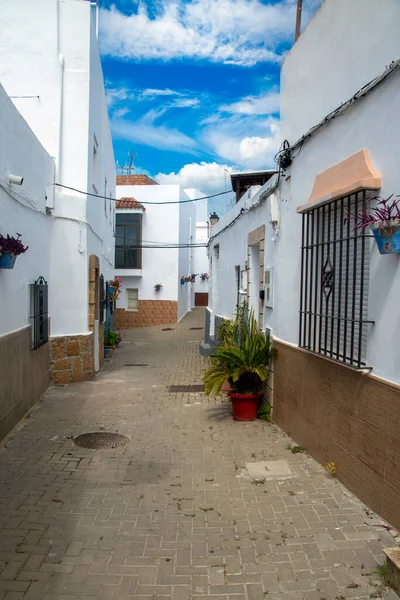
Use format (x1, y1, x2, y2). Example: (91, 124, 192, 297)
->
(189, 327, 204, 330)
(161, 328, 174, 331)
(73, 432, 130, 449)
(124, 364, 149, 367)
(168, 384, 204, 392)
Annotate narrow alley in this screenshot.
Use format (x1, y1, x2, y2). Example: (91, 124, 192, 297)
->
(0, 309, 397, 600)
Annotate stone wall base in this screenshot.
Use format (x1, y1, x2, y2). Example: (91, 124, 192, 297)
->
(115, 300, 178, 329)
(50, 333, 94, 384)
(0, 326, 50, 441)
(273, 340, 400, 530)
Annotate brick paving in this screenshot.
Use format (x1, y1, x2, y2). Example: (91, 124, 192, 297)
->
(0, 308, 398, 600)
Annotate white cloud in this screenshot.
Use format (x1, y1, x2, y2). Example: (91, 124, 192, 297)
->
(156, 162, 236, 197)
(99, 0, 300, 66)
(219, 91, 280, 115)
(105, 86, 132, 107)
(111, 112, 200, 155)
(204, 113, 280, 169)
(140, 88, 184, 99)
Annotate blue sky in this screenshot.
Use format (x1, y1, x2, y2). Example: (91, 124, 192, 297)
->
(99, 0, 321, 214)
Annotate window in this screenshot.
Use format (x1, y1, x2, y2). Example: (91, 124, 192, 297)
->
(29, 276, 49, 350)
(115, 213, 142, 269)
(93, 135, 99, 192)
(299, 191, 372, 368)
(127, 288, 139, 312)
(265, 268, 273, 308)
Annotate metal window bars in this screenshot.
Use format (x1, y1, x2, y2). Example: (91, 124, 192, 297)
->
(299, 190, 374, 368)
(29, 276, 49, 350)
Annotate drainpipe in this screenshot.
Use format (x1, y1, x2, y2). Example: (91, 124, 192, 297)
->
(56, 0, 64, 187)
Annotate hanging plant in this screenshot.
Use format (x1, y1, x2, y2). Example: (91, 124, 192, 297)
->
(0, 233, 28, 269)
(108, 277, 122, 301)
(154, 283, 163, 292)
(200, 272, 209, 281)
(345, 193, 400, 254)
(184, 276, 190, 283)
(180, 276, 186, 285)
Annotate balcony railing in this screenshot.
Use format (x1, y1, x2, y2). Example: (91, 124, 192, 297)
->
(115, 246, 142, 269)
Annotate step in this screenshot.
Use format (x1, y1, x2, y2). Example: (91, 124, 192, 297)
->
(383, 548, 400, 596)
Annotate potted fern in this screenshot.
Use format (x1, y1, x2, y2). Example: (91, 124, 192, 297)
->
(203, 305, 275, 421)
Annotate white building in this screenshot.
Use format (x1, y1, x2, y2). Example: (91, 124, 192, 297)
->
(204, 0, 400, 530)
(114, 175, 209, 328)
(0, 84, 54, 439)
(0, 0, 116, 384)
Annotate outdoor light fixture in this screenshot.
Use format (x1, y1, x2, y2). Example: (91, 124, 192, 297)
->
(8, 174, 24, 186)
(209, 212, 220, 228)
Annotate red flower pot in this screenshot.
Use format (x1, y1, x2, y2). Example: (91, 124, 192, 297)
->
(228, 391, 263, 421)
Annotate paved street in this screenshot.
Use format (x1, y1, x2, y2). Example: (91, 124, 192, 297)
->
(0, 308, 398, 600)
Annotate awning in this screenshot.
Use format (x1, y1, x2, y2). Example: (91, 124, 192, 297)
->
(297, 149, 381, 213)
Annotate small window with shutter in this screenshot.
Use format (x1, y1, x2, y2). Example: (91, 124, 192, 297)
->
(127, 288, 139, 312)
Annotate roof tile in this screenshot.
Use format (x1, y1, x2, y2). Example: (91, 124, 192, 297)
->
(116, 174, 158, 186)
(116, 197, 146, 210)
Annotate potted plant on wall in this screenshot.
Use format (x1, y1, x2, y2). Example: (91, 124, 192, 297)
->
(0, 233, 28, 269)
(154, 283, 163, 292)
(200, 272, 209, 281)
(346, 193, 400, 254)
(203, 306, 276, 421)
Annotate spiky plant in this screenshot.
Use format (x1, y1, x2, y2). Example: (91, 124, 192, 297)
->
(203, 306, 276, 396)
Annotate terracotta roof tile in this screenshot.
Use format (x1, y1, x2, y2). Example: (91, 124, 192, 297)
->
(116, 197, 146, 210)
(116, 174, 158, 186)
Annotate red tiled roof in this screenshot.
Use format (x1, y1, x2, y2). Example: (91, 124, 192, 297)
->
(116, 197, 146, 210)
(116, 174, 158, 186)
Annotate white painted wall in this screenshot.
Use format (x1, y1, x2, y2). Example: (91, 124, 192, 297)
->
(281, 0, 400, 143)
(115, 185, 180, 310)
(178, 188, 196, 321)
(0, 0, 116, 337)
(208, 0, 400, 385)
(0, 84, 54, 337)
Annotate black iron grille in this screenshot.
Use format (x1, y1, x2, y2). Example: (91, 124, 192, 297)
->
(299, 191, 373, 368)
(30, 276, 49, 350)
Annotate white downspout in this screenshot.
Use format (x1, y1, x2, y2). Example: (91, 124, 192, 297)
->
(56, 0, 64, 187)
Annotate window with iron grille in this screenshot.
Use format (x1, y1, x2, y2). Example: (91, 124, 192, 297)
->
(115, 213, 142, 269)
(299, 190, 374, 368)
(29, 277, 49, 350)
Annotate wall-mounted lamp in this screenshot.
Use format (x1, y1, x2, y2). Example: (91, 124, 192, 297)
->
(8, 174, 24, 186)
(209, 212, 220, 228)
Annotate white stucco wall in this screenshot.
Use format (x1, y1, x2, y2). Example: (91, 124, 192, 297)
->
(178, 189, 196, 321)
(0, 0, 116, 337)
(208, 0, 400, 385)
(0, 85, 54, 337)
(115, 185, 180, 310)
(281, 0, 400, 143)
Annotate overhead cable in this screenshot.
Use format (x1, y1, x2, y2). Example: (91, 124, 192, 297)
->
(54, 183, 230, 205)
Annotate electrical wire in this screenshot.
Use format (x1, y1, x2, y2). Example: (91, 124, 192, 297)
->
(55, 183, 229, 205)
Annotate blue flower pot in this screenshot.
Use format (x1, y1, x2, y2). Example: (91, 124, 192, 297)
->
(371, 222, 400, 254)
(180, 280, 185, 285)
(0, 253, 17, 269)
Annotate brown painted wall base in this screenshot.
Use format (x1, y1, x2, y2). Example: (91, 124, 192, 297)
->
(50, 333, 94, 384)
(273, 341, 400, 530)
(115, 300, 178, 329)
(0, 327, 50, 441)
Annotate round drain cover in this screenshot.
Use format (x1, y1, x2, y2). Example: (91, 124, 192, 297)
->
(73, 432, 129, 449)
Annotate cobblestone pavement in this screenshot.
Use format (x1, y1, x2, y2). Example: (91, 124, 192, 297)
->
(0, 308, 398, 600)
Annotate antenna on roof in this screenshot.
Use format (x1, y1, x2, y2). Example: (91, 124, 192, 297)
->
(117, 152, 136, 176)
